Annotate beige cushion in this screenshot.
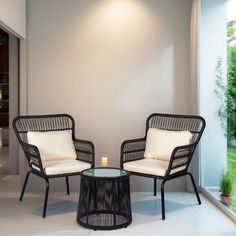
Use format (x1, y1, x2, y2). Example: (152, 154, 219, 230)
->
(123, 159, 186, 177)
(144, 128, 192, 161)
(27, 130, 77, 162)
(41, 159, 91, 175)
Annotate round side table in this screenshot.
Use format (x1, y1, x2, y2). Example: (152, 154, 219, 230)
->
(77, 167, 132, 230)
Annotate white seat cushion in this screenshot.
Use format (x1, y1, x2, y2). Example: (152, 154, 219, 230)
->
(123, 159, 186, 177)
(27, 130, 77, 162)
(41, 159, 91, 175)
(144, 128, 192, 161)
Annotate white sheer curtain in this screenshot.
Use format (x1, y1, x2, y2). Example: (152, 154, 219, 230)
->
(188, 0, 201, 191)
(190, 0, 200, 115)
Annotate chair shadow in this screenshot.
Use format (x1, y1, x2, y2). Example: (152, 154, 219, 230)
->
(33, 200, 78, 217)
(131, 198, 190, 216)
(33, 197, 191, 217)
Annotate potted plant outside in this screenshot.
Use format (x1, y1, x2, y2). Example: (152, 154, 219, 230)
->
(220, 170, 233, 206)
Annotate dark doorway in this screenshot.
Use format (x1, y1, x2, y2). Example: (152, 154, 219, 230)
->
(0, 28, 9, 175)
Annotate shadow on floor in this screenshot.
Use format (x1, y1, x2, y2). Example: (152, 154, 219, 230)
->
(131, 198, 190, 216)
(34, 200, 78, 217)
(34, 197, 193, 217)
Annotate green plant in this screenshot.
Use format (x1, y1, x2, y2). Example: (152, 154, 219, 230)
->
(215, 51, 236, 145)
(214, 57, 228, 135)
(220, 170, 233, 197)
(227, 20, 236, 43)
(215, 19, 236, 145)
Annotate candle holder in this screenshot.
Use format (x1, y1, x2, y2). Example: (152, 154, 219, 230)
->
(101, 156, 108, 167)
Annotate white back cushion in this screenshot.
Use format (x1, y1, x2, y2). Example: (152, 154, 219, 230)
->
(27, 130, 77, 162)
(144, 128, 192, 161)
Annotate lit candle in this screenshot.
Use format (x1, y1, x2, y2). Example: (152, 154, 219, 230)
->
(101, 156, 108, 167)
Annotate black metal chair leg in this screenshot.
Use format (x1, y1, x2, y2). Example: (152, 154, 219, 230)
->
(19, 171, 31, 201)
(66, 176, 70, 195)
(161, 180, 166, 220)
(43, 178, 50, 218)
(154, 178, 157, 196)
(187, 172, 201, 205)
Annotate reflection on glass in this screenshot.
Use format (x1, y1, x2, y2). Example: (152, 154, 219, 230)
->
(83, 168, 128, 178)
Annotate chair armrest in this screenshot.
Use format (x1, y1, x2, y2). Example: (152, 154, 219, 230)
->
(120, 138, 146, 168)
(73, 138, 95, 167)
(166, 143, 195, 176)
(22, 143, 44, 174)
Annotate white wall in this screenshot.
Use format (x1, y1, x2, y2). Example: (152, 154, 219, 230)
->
(26, 0, 192, 191)
(0, 0, 26, 38)
(200, 0, 227, 187)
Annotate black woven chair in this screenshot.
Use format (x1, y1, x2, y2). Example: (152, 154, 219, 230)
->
(120, 113, 205, 220)
(13, 114, 95, 218)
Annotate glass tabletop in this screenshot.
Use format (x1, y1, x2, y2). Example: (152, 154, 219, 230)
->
(82, 168, 128, 178)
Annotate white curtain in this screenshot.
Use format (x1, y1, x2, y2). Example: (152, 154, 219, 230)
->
(190, 0, 200, 115)
(188, 0, 201, 191)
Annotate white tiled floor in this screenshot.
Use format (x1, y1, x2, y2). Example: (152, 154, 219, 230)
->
(0, 175, 235, 236)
